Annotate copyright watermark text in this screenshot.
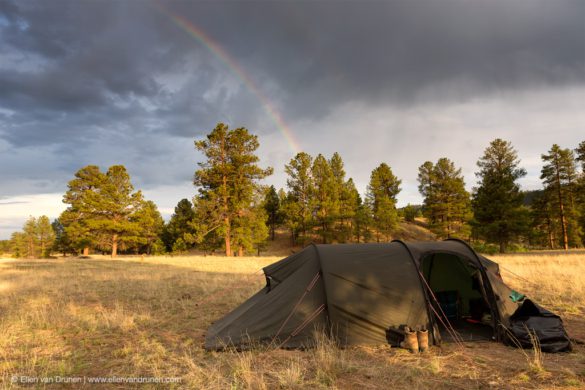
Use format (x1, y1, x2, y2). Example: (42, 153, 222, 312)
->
(9, 375, 182, 384)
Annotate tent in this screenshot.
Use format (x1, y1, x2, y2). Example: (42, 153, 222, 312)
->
(205, 239, 571, 352)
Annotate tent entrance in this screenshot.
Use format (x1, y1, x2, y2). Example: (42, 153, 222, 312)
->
(421, 253, 494, 342)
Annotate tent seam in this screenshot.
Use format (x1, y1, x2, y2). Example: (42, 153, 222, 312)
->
(311, 243, 335, 342)
(391, 239, 441, 345)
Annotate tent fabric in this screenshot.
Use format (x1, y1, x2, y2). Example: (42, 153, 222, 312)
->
(508, 299, 572, 352)
(204, 240, 571, 352)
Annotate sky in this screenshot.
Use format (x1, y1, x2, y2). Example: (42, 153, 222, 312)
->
(0, 0, 584, 239)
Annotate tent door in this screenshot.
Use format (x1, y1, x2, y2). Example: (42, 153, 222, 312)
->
(421, 252, 495, 342)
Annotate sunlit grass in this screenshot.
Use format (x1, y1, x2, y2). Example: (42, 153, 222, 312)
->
(0, 253, 583, 389)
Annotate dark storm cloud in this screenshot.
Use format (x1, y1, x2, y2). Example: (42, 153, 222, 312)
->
(0, 0, 583, 194)
(161, 0, 585, 119)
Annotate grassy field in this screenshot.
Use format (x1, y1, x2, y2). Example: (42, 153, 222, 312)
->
(0, 253, 584, 389)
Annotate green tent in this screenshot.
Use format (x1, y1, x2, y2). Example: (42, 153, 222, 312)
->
(205, 240, 571, 352)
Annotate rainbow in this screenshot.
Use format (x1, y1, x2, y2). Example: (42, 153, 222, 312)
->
(154, 2, 301, 155)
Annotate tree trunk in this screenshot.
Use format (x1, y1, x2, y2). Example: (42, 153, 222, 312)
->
(499, 241, 506, 253)
(83, 247, 89, 256)
(29, 238, 34, 259)
(555, 167, 569, 250)
(224, 217, 231, 256)
(546, 215, 554, 249)
(111, 234, 118, 257)
(238, 246, 243, 257)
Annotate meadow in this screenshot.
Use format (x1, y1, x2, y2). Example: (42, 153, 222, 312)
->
(0, 252, 584, 389)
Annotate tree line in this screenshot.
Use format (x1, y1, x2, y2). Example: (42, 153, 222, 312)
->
(4, 123, 585, 257)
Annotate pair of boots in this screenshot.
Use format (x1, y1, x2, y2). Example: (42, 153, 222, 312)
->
(399, 327, 428, 353)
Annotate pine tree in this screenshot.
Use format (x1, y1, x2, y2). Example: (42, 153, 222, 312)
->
(575, 141, 585, 243)
(403, 204, 421, 222)
(194, 123, 272, 256)
(540, 144, 581, 249)
(60, 165, 104, 255)
(311, 154, 337, 243)
(418, 158, 471, 239)
(190, 196, 224, 254)
(132, 200, 164, 254)
(280, 191, 301, 246)
(354, 194, 373, 243)
(263, 185, 281, 241)
(89, 165, 144, 256)
(529, 190, 558, 249)
(472, 139, 528, 253)
(36, 215, 55, 258)
(162, 199, 196, 252)
(576, 141, 585, 172)
(52, 218, 74, 256)
(329, 153, 359, 243)
(0, 240, 11, 255)
(232, 193, 269, 256)
(10, 232, 27, 258)
(339, 178, 360, 243)
(283, 152, 314, 244)
(61, 165, 144, 257)
(22, 217, 39, 258)
(10, 216, 56, 258)
(366, 163, 401, 241)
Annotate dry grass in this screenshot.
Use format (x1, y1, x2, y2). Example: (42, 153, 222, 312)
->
(0, 252, 583, 389)
(491, 253, 585, 316)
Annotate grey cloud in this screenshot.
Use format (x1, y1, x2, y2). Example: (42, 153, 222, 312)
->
(161, 1, 584, 117)
(0, 0, 583, 199)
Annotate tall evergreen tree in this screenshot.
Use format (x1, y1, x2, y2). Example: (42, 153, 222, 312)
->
(575, 141, 585, 243)
(189, 196, 223, 254)
(328, 153, 359, 242)
(354, 193, 373, 243)
(472, 139, 528, 253)
(366, 163, 401, 241)
(194, 123, 272, 256)
(339, 178, 360, 243)
(530, 190, 558, 249)
(52, 218, 74, 256)
(22, 217, 39, 258)
(10, 232, 27, 258)
(60, 165, 104, 255)
(418, 158, 471, 239)
(232, 193, 269, 255)
(540, 144, 581, 249)
(283, 152, 314, 244)
(61, 165, 144, 257)
(576, 141, 585, 172)
(311, 154, 337, 243)
(36, 215, 56, 258)
(162, 199, 196, 252)
(90, 165, 143, 256)
(132, 200, 164, 254)
(263, 185, 281, 241)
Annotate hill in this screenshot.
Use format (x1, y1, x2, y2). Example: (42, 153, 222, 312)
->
(260, 221, 435, 257)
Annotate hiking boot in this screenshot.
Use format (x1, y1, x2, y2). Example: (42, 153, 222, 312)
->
(399, 327, 419, 353)
(417, 329, 429, 353)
